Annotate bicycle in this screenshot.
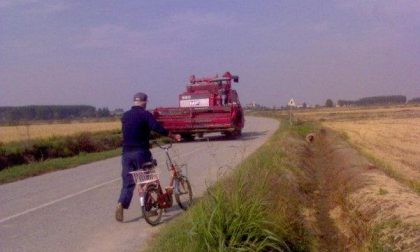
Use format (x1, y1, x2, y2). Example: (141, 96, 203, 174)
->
(129, 141, 193, 226)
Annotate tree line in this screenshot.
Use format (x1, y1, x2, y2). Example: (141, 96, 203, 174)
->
(408, 97, 420, 104)
(336, 95, 412, 107)
(0, 105, 112, 123)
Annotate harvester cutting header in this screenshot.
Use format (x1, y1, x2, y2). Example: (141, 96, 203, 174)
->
(153, 72, 244, 140)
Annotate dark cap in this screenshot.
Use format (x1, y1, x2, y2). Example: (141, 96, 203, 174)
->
(133, 92, 148, 102)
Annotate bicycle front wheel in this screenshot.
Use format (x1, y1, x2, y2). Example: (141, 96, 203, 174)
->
(142, 184, 163, 226)
(174, 176, 193, 210)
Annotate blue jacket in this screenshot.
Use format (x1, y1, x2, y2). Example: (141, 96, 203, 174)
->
(121, 106, 168, 152)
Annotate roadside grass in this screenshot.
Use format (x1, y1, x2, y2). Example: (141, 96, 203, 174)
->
(144, 119, 316, 252)
(0, 136, 175, 185)
(0, 148, 121, 184)
(368, 219, 403, 252)
(0, 130, 122, 170)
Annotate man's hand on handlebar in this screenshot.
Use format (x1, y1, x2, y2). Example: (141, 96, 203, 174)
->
(169, 133, 182, 142)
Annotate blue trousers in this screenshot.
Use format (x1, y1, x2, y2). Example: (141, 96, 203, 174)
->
(118, 149, 151, 209)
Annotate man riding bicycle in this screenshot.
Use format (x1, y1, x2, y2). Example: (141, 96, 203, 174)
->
(116, 92, 181, 222)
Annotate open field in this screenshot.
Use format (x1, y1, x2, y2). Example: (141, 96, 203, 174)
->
(278, 105, 420, 191)
(294, 104, 420, 121)
(0, 120, 121, 143)
(326, 118, 420, 188)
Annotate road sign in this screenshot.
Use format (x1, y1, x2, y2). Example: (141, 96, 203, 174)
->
(288, 98, 296, 107)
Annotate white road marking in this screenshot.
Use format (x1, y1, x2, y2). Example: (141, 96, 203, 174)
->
(0, 145, 206, 224)
(0, 178, 120, 224)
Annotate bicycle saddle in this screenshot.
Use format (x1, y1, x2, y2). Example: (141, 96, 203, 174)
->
(142, 159, 157, 169)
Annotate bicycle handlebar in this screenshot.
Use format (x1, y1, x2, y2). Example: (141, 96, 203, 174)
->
(152, 140, 172, 150)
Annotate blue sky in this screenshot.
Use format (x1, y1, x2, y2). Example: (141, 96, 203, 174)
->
(1, 0, 419, 109)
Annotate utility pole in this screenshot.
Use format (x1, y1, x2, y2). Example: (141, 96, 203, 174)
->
(288, 98, 296, 125)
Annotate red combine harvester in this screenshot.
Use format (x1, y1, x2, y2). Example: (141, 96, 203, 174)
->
(153, 72, 244, 140)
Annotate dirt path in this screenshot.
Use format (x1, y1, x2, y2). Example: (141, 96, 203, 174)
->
(302, 128, 420, 251)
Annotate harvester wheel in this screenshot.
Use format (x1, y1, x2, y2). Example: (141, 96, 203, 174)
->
(181, 134, 194, 142)
(223, 130, 241, 139)
(234, 129, 242, 136)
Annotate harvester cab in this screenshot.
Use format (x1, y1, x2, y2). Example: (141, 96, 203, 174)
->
(153, 71, 244, 139)
(180, 72, 240, 108)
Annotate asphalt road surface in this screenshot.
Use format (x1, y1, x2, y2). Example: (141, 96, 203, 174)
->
(0, 116, 278, 252)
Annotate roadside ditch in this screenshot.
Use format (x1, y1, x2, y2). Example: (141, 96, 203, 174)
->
(299, 126, 420, 251)
(143, 119, 420, 251)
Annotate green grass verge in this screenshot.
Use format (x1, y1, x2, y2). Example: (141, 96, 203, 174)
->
(0, 148, 121, 184)
(144, 119, 316, 252)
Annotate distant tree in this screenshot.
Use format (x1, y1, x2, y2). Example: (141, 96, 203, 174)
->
(96, 107, 111, 117)
(0, 105, 97, 123)
(335, 95, 407, 107)
(325, 99, 334, 107)
(356, 95, 406, 106)
(408, 97, 420, 104)
(337, 100, 355, 107)
(111, 108, 124, 116)
(302, 102, 307, 108)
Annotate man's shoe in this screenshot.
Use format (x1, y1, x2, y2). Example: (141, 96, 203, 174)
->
(115, 203, 123, 222)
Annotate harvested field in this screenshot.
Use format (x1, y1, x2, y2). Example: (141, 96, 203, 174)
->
(326, 118, 420, 182)
(0, 120, 120, 143)
(295, 105, 420, 122)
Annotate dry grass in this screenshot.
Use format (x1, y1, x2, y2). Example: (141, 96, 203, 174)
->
(325, 118, 420, 183)
(0, 120, 121, 143)
(294, 105, 420, 122)
(288, 105, 420, 190)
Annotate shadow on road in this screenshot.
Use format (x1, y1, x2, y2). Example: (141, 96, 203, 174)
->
(124, 216, 143, 223)
(123, 205, 185, 226)
(190, 130, 269, 143)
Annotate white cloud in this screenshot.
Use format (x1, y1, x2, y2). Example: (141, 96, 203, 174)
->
(77, 24, 135, 49)
(336, 0, 420, 16)
(310, 22, 330, 33)
(0, 0, 72, 14)
(76, 24, 177, 59)
(0, 0, 38, 9)
(164, 11, 240, 38)
(168, 11, 239, 28)
(27, 1, 72, 14)
(76, 11, 240, 59)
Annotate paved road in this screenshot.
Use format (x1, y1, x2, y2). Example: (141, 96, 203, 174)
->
(0, 117, 278, 252)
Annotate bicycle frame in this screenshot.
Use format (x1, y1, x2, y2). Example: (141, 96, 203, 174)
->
(163, 146, 178, 187)
(132, 141, 193, 225)
(136, 142, 179, 209)
(136, 175, 174, 209)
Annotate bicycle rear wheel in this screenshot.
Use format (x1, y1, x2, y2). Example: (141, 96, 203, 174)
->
(141, 185, 163, 226)
(174, 176, 193, 210)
